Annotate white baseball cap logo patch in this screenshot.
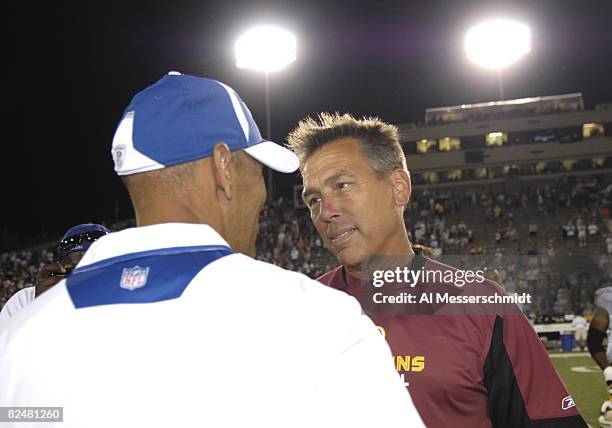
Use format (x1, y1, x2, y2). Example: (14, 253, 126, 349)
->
(561, 395, 575, 410)
(120, 266, 150, 291)
(114, 144, 126, 169)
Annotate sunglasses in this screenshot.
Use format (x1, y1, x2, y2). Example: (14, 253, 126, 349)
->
(47, 262, 78, 278)
(48, 269, 70, 278)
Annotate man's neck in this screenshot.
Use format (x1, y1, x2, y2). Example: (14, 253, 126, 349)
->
(345, 240, 416, 280)
(134, 200, 222, 233)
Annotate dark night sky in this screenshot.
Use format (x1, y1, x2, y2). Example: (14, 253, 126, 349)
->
(3, 0, 612, 246)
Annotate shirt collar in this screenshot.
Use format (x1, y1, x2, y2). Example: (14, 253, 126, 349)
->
(77, 223, 231, 268)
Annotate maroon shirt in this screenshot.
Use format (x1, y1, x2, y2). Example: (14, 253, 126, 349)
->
(318, 254, 586, 427)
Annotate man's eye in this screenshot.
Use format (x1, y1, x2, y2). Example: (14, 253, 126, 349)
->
(308, 197, 321, 206)
(337, 182, 350, 189)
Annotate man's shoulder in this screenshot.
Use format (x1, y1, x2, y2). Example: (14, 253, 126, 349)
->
(216, 253, 312, 284)
(251, 259, 349, 301)
(7, 286, 35, 305)
(198, 256, 367, 341)
(213, 256, 357, 307)
(0, 282, 71, 336)
(0, 287, 36, 319)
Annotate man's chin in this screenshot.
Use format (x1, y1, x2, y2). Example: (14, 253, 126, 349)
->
(336, 248, 365, 274)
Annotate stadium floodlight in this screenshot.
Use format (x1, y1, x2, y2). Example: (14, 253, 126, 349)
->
(465, 19, 531, 100)
(235, 26, 296, 73)
(464, 19, 531, 70)
(235, 25, 297, 203)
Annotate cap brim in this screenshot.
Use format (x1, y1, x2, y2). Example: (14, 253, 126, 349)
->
(243, 141, 299, 173)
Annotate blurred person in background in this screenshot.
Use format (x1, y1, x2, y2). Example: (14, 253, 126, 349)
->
(0, 223, 109, 322)
(588, 287, 612, 427)
(571, 312, 588, 352)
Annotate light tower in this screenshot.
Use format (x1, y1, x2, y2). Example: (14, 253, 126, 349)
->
(235, 26, 297, 202)
(465, 19, 531, 100)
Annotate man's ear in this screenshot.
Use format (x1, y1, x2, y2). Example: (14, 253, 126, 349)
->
(390, 169, 411, 206)
(212, 142, 234, 200)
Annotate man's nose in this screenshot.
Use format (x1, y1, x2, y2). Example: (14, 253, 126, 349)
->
(319, 197, 341, 223)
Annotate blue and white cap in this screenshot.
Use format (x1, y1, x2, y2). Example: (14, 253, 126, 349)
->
(111, 72, 299, 176)
(58, 223, 111, 259)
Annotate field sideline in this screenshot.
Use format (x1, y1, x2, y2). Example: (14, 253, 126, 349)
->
(552, 351, 606, 427)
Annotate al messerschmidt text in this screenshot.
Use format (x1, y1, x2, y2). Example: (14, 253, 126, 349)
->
(373, 292, 532, 305)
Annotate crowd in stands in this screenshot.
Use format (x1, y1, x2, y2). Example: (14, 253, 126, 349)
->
(3, 174, 612, 322)
(255, 197, 334, 278)
(399, 174, 612, 318)
(0, 249, 53, 309)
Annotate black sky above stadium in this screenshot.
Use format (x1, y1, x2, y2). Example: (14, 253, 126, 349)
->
(4, 0, 612, 247)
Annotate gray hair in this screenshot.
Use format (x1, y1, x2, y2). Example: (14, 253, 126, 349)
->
(286, 112, 407, 176)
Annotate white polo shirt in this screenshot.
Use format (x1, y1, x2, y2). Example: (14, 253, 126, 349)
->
(0, 223, 423, 428)
(0, 286, 35, 322)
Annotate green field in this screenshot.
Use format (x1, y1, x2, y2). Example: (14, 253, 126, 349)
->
(552, 352, 606, 427)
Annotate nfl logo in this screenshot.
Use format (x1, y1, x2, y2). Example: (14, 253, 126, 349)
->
(120, 266, 150, 291)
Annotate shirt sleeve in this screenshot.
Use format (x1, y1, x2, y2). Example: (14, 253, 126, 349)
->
(483, 314, 588, 427)
(314, 307, 425, 427)
(0, 304, 9, 322)
(0, 288, 33, 322)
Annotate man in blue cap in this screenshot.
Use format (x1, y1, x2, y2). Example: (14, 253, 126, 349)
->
(0, 223, 110, 321)
(0, 73, 423, 427)
(39, 223, 111, 295)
